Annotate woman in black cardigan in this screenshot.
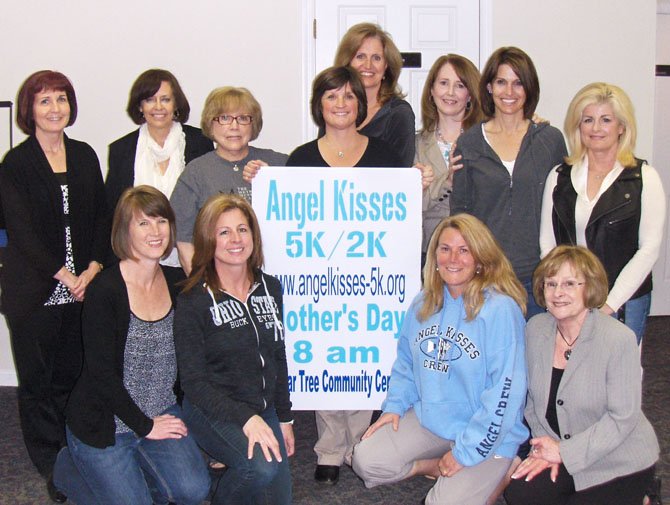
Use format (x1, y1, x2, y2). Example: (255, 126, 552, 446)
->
(105, 68, 213, 266)
(0, 70, 108, 501)
(53, 186, 209, 505)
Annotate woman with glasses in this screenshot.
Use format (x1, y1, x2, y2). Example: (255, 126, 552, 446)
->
(539, 82, 666, 344)
(106, 69, 214, 267)
(170, 86, 287, 274)
(504, 245, 658, 505)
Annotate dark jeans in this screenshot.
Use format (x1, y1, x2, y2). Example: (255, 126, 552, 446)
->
(7, 302, 83, 477)
(183, 398, 292, 505)
(504, 462, 655, 505)
(523, 278, 544, 320)
(53, 404, 210, 505)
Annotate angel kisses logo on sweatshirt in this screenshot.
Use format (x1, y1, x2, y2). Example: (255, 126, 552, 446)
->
(415, 323, 481, 374)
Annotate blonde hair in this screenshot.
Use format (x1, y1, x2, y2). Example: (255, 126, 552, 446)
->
(333, 22, 404, 105)
(421, 214, 526, 321)
(181, 194, 264, 294)
(200, 86, 263, 141)
(564, 82, 637, 167)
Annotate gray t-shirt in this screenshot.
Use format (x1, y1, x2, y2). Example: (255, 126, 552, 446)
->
(170, 146, 288, 242)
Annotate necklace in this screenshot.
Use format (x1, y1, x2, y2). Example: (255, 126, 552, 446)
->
(322, 137, 346, 158)
(557, 327, 579, 360)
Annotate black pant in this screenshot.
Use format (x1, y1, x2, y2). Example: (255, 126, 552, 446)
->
(7, 302, 83, 477)
(504, 462, 655, 505)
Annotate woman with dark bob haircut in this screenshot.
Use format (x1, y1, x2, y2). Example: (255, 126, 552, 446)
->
(451, 46, 567, 318)
(174, 194, 294, 504)
(54, 185, 210, 505)
(0, 70, 108, 502)
(505, 245, 659, 505)
(106, 68, 213, 267)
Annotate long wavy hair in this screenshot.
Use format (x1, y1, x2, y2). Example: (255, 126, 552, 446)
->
(420, 214, 526, 321)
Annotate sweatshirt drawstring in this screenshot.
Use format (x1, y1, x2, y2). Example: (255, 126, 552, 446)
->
(261, 275, 285, 341)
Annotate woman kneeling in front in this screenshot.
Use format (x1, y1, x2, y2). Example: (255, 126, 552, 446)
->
(352, 213, 529, 505)
(54, 186, 210, 504)
(174, 194, 294, 505)
(504, 245, 658, 505)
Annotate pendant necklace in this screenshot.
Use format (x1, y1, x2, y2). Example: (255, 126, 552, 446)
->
(557, 327, 579, 360)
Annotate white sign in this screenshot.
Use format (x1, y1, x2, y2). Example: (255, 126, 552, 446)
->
(253, 167, 421, 409)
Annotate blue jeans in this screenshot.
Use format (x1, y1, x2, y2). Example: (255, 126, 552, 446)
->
(53, 404, 210, 505)
(183, 398, 292, 505)
(619, 293, 651, 345)
(523, 278, 545, 320)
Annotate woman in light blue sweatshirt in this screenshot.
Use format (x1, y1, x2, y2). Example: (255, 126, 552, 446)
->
(352, 213, 528, 505)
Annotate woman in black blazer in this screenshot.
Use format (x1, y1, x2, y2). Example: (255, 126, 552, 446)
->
(0, 70, 108, 502)
(105, 69, 213, 266)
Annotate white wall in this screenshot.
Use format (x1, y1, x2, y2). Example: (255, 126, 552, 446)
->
(491, 0, 657, 162)
(0, 0, 660, 384)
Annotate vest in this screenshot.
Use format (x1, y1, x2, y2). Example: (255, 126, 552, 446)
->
(551, 158, 651, 301)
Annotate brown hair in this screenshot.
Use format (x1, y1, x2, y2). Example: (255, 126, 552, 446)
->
(310, 66, 367, 130)
(200, 86, 263, 141)
(421, 214, 526, 321)
(126, 69, 190, 125)
(182, 194, 264, 294)
(420, 54, 483, 134)
(16, 70, 77, 135)
(532, 245, 608, 309)
(111, 185, 176, 261)
(334, 22, 404, 105)
(480, 47, 539, 120)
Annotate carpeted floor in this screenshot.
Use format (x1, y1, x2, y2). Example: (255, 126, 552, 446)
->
(1, 317, 668, 505)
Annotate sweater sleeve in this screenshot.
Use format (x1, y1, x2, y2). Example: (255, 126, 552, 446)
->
(81, 274, 153, 437)
(268, 276, 293, 423)
(0, 150, 63, 276)
(605, 164, 666, 311)
(451, 297, 528, 467)
(539, 167, 560, 257)
(174, 291, 257, 427)
(449, 144, 471, 216)
(560, 324, 644, 473)
(384, 100, 416, 167)
(381, 301, 420, 415)
(170, 166, 201, 243)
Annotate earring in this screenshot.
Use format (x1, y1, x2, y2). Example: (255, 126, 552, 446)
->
(475, 266, 482, 274)
(173, 110, 180, 120)
(466, 100, 471, 110)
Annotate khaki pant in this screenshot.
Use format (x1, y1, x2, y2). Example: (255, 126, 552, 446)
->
(314, 410, 372, 466)
(352, 409, 512, 505)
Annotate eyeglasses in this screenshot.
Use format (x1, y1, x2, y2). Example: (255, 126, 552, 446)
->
(543, 280, 585, 292)
(212, 114, 253, 126)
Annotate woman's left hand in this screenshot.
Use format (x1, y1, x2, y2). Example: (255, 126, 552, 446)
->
(280, 422, 295, 457)
(243, 414, 282, 462)
(71, 261, 102, 301)
(415, 162, 435, 190)
(437, 450, 463, 477)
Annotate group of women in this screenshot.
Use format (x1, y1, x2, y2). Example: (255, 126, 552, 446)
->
(0, 19, 663, 505)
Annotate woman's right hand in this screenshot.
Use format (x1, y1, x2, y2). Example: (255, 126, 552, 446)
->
(54, 266, 81, 301)
(242, 160, 267, 182)
(243, 414, 282, 462)
(146, 414, 188, 440)
(362, 412, 399, 439)
(448, 143, 464, 172)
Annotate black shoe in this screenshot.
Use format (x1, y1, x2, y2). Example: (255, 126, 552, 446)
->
(314, 464, 340, 485)
(47, 475, 67, 503)
(646, 475, 662, 505)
